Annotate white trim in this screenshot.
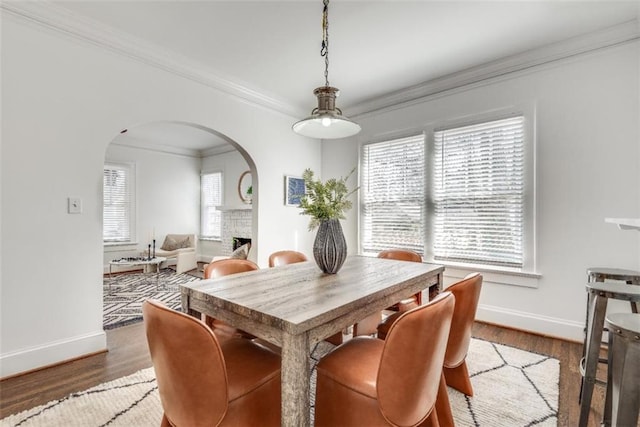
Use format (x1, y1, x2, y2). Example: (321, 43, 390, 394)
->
(0, 331, 107, 379)
(0, 1, 298, 119)
(476, 304, 584, 342)
(2, 2, 637, 120)
(352, 20, 640, 117)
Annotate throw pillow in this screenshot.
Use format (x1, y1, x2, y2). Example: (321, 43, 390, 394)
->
(229, 243, 250, 260)
(161, 236, 179, 251)
(177, 236, 192, 249)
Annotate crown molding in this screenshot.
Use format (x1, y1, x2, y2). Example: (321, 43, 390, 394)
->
(3, 2, 638, 122)
(349, 19, 640, 117)
(1, 1, 300, 118)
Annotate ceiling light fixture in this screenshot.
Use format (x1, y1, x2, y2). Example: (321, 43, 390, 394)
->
(292, 0, 361, 139)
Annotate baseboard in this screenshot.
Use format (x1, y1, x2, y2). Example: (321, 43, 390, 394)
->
(476, 304, 584, 342)
(0, 330, 107, 379)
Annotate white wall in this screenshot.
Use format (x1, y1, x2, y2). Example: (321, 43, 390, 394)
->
(200, 150, 250, 259)
(103, 144, 201, 270)
(323, 41, 640, 341)
(1, 13, 319, 377)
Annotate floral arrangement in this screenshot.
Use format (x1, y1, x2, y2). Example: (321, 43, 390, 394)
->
(299, 167, 358, 230)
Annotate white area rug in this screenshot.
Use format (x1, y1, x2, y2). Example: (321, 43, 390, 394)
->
(1, 339, 558, 427)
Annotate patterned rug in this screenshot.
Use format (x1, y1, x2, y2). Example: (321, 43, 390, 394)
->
(103, 269, 200, 330)
(1, 339, 559, 426)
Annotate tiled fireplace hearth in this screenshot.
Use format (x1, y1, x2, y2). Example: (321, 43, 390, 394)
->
(221, 208, 252, 256)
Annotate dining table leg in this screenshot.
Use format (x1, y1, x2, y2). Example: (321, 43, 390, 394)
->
(281, 331, 311, 427)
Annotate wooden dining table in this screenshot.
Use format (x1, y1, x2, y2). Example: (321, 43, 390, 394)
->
(180, 255, 444, 427)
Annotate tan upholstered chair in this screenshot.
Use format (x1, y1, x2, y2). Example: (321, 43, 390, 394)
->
(142, 299, 281, 427)
(378, 273, 483, 426)
(154, 234, 197, 274)
(268, 250, 308, 267)
(203, 259, 260, 341)
(314, 292, 455, 427)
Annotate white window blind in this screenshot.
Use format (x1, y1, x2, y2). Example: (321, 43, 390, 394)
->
(103, 163, 134, 242)
(201, 172, 222, 239)
(433, 116, 525, 268)
(361, 135, 425, 255)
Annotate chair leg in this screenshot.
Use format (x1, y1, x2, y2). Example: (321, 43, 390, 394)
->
(443, 360, 474, 396)
(435, 372, 455, 427)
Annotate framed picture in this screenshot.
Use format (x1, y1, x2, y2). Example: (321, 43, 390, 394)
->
(285, 176, 306, 206)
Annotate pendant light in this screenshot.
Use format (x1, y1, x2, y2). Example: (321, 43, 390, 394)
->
(293, 0, 361, 139)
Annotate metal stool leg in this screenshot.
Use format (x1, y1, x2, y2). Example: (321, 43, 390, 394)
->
(604, 314, 640, 427)
(579, 292, 609, 427)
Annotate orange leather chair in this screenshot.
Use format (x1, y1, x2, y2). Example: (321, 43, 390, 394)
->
(268, 250, 308, 267)
(142, 299, 281, 427)
(314, 292, 455, 427)
(352, 249, 424, 337)
(203, 259, 260, 340)
(378, 273, 483, 426)
(204, 258, 259, 279)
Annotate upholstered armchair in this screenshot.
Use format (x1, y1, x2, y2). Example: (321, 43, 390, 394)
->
(154, 234, 197, 274)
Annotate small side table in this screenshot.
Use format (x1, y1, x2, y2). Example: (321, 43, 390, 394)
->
(107, 257, 167, 294)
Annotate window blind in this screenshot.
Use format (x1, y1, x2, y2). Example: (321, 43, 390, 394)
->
(201, 172, 222, 239)
(361, 135, 425, 254)
(103, 163, 133, 242)
(433, 116, 524, 267)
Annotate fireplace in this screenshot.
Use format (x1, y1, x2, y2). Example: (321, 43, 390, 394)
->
(221, 208, 252, 256)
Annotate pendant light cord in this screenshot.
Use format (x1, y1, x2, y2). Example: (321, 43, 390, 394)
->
(321, 0, 330, 87)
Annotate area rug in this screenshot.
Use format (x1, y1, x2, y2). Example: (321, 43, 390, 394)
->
(1, 338, 559, 427)
(103, 269, 200, 330)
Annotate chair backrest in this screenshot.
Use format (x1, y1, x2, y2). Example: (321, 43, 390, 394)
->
(377, 249, 422, 263)
(377, 292, 455, 426)
(163, 234, 197, 251)
(142, 299, 228, 426)
(444, 273, 482, 368)
(268, 250, 308, 267)
(204, 258, 259, 279)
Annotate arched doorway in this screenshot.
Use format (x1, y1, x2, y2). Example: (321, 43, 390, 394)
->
(102, 120, 258, 331)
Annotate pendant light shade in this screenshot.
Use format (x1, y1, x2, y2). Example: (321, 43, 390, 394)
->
(293, 86, 361, 139)
(293, 0, 361, 140)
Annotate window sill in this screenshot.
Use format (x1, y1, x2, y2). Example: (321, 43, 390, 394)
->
(199, 237, 222, 242)
(104, 242, 138, 252)
(437, 262, 541, 289)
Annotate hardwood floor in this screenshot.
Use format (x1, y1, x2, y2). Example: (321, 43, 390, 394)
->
(0, 321, 607, 426)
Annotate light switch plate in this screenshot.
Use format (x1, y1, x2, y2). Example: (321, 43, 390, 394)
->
(68, 197, 82, 214)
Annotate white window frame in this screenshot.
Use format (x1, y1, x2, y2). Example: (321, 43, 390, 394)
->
(359, 105, 536, 275)
(200, 170, 223, 240)
(360, 134, 427, 256)
(103, 162, 136, 244)
(427, 113, 533, 271)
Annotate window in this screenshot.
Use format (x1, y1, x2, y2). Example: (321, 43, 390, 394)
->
(361, 135, 425, 255)
(360, 113, 532, 271)
(201, 172, 223, 239)
(103, 163, 135, 243)
(433, 116, 525, 268)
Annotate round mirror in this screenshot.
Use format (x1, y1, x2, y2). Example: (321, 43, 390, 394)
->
(238, 170, 252, 203)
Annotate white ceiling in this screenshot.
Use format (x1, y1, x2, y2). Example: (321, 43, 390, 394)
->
(53, 0, 639, 153)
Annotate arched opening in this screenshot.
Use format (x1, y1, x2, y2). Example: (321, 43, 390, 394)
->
(102, 120, 258, 331)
